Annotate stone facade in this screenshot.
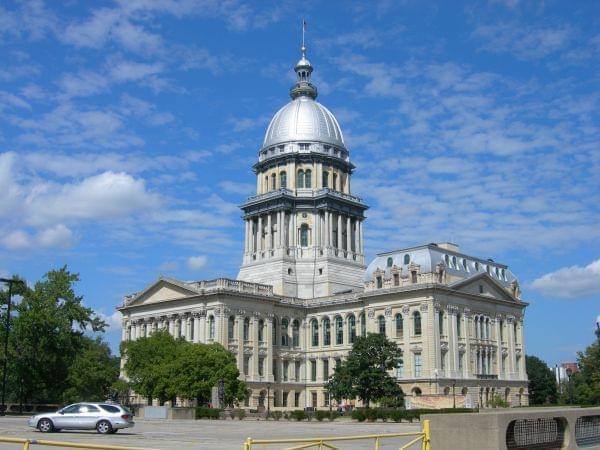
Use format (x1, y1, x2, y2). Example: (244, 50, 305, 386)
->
(117, 43, 529, 410)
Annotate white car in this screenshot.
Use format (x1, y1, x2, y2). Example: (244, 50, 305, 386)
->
(27, 403, 135, 434)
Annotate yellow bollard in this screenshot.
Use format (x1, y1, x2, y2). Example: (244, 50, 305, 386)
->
(374, 436, 380, 450)
(244, 437, 251, 450)
(23, 440, 30, 450)
(421, 419, 431, 450)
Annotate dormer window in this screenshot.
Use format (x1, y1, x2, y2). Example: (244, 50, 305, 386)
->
(387, 257, 393, 267)
(452, 256, 457, 268)
(475, 261, 480, 271)
(299, 143, 310, 151)
(444, 254, 450, 266)
(404, 254, 410, 265)
(462, 259, 468, 271)
(376, 276, 383, 289)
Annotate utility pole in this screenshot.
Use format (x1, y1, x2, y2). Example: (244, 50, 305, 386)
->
(0, 278, 24, 416)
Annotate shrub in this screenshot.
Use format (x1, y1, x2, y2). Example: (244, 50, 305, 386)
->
(195, 406, 221, 420)
(376, 408, 388, 422)
(237, 409, 246, 420)
(315, 410, 329, 422)
(290, 410, 306, 421)
(272, 411, 282, 421)
(390, 410, 403, 423)
(364, 408, 378, 422)
(351, 409, 366, 422)
(283, 411, 289, 420)
(328, 411, 340, 422)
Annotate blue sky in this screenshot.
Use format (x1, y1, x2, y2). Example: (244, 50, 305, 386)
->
(0, 0, 598, 365)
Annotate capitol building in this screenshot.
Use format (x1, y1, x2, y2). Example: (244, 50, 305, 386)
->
(118, 43, 529, 410)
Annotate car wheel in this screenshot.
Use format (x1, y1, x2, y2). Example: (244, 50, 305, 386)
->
(96, 420, 112, 434)
(37, 418, 54, 433)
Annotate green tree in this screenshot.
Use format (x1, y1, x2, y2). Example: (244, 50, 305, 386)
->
(121, 330, 179, 404)
(122, 331, 246, 406)
(526, 355, 558, 405)
(325, 333, 404, 407)
(4, 267, 108, 404)
(63, 337, 120, 403)
(572, 340, 600, 405)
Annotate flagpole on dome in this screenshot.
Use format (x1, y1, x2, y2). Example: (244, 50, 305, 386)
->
(302, 19, 307, 57)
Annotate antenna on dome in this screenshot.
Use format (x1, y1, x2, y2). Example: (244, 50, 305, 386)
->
(301, 19, 307, 57)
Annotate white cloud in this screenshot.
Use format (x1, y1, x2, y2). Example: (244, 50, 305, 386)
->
(187, 255, 208, 270)
(1, 230, 32, 250)
(95, 310, 123, 334)
(472, 22, 573, 60)
(25, 171, 161, 226)
(37, 224, 74, 248)
(529, 260, 600, 299)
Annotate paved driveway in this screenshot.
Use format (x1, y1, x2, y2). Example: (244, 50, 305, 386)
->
(0, 416, 423, 450)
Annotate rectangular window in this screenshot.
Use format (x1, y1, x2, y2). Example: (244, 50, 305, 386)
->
(414, 353, 422, 378)
(243, 355, 250, 376)
(311, 360, 317, 382)
(458, 353, 464, 372)
(258, 357, 264, 377)
(440, 352, 446, 371)
(295, 361, 301, 381)
(324, 392, 329, 407)
(323, 359, 329, 380)
(311, 392, 318, 408)
(376, 276, 383, 288)
(294, 392, 300, 407)
(283, 360, 289, 381)
(335, 358, 341, 369)
(273, 359, 277, 381)
(411, 271, 418, 284)
(394, 273, 399, 286)
(282, 392, 288, 407)
(396, 359, 404, 379)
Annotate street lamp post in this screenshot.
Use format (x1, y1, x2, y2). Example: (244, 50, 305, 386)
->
(452, 381, 456, 409)
(566, 368, 573, 405)
(0, 278, 24, 417)
(266, 383, 271, 418)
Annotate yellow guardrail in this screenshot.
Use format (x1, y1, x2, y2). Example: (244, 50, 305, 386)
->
(0, 437, 160, 450)
(243, 418, 431, 450)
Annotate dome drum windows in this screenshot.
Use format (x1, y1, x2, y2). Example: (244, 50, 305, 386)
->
(296, 169, 312, 188)
(323, 317, 331, 346)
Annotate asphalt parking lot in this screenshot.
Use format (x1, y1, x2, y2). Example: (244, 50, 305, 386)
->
(0, 416, 422, 450)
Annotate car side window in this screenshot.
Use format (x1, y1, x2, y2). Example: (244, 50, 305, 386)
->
(62, 404, 81, 414)
(80, 405, 100, 413)
(99, 404, 120, 413)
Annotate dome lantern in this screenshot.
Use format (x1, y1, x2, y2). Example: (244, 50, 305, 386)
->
(290, 41, 317, 99)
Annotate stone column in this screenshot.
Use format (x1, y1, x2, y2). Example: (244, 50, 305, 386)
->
(358, 221, 363, 254)
(450, 310, 458, 376)
(267, 213, 272, 250)
(346, 216, 351, 253)
(257, 216, 263, 252)
(278, 211, 284, 247)
(433, 307, 441, 379)
(244, 219, 249, 254)
(314, 211, 320, 248)
(337, 214, 342, 249)
(251, 317, 260, 381)
(324, 211, 330, 247)
(122, 320, 128, 341)
(507, 317, 516, 378)
(495, 319, 502, 377)
(237, 315, 244, 376)
(266, 317, 274, 382)
(168, 317, 175, 337)
(186, 315, 193, 341)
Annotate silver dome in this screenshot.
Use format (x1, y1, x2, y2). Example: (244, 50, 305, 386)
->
(262, 96, 345, 149)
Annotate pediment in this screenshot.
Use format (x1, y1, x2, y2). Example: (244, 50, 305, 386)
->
(127, 278, 197, 306)
(449, 273, 517, 302)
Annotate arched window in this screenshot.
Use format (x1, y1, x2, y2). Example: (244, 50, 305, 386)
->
(271, 173, 276, 190)
(378, 315, 386, 335)
(292, 319, 300, 347)
(444, 254, 450, 266)
(335, 316, 343, 344)
(264, 175, 268, 191)
(305, 169, 312, 188)
(413, 311, 422, 336)
(387, 257, 393, 267)
(272, 318, 278, 345)
(323, 317, 331, 346)
(258, 319, 264, 342)
(228, 316, 235, 340)
(311, 319, 319, 346)
(395, 313, 403, 338)
(208, 315, 215, 340)
(404, 253, 410, 265)
(322, 171, 329, 188)
(452, 256, 457, 268)
(280, 171, 287, 189)
(297, 170, 305, 188)
(360, 312, 366, 336)
(462, 258, 468, 270)
(475, 261, 480, 271)
(243, 317, 250, 341)
(457, 314, 462, 338)
(499, 319, 504, 342)
(348, 314, 356, 343)
(281, 318, 289, 346)
(300, 224, 309, 247)
(333, 173, 338, 190)
(438, 313, 444, 335)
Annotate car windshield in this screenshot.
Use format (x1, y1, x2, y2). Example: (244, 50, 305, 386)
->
(99, 404, 120, 413)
